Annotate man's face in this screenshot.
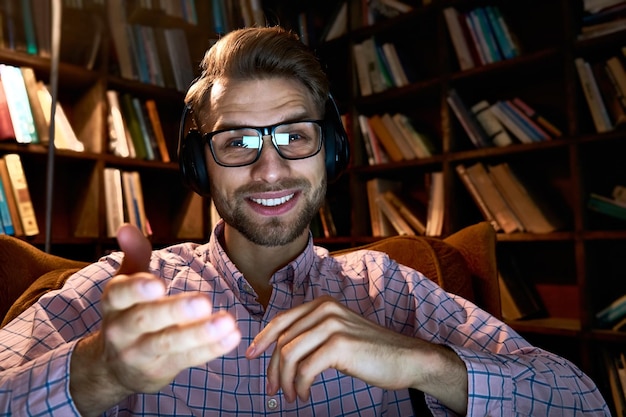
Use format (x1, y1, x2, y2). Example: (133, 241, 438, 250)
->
(204, 77, 327, 247)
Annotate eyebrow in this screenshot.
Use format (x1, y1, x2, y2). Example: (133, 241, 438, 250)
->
(212, 111, 317, 132)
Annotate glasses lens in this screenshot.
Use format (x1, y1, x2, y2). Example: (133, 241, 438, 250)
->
(211, 128, 261, 166)
(274, 122, 322, 159)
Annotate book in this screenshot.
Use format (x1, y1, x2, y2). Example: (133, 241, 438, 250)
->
(483, 6, 516, 60)
(132, 97, 156, 160)
(122, 171, 150, 237)
(575, 57, 613, 133)
(597, 293, 626, 325)
(19, 67, 48, 144)
(0, 64, 38, 144)
(488, 100, 535, 144)
(447, 89, 490, 148)
(510, 97, 563, 137)
(0, 158, 23, 237)
(104, 167, 124, 238)
(588, 192, 626, 221)
(606, 56, 626, 107)
(120, 93, 148, 160)
(367, 114, 405, 162)
(107, 0, 136, 80)
(0, 172, 15, 235)
(501, 99, 551, 141)
(377, 193, 415, 236)
(353, 42, 373, 97)
(106, 90, 131, 158)
(360, 37, 390, 94)
(443, 7, 475, 71)
(381, 43, 409, 87)
(471, 100, 513, 147)
(472, 8, 502, 63)
(463, 11, 488, 65)
(455, 163, 502, 232)
(0, 77, 15, 140)
(144, 99, 171, 162)
(488, 163, 558, 234)
(3, 153, 38, 236)
(593, 61, 626, 128)
(36, 82, 84, 152)
(322, 1, 348, 41)
(425, 172, 444, 237)
(366, 178, 400, 237)
(383, 190, 426, 235)
(461, 162, 523, 233)
(391, 113, 433, 158)
(380, 113, 416, 160)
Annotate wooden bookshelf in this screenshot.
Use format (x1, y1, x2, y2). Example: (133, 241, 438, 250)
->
(263, 0, 626, 411)
(0, 2, 213, 260)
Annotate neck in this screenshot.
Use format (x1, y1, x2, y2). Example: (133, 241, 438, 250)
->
(221, 224, 309, 305)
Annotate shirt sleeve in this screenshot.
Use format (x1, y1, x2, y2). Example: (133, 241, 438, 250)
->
(0, 259, 118, 416)
(387, 262, 610, 416)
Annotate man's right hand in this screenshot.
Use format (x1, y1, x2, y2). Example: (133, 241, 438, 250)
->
(69, 224, 241, 417)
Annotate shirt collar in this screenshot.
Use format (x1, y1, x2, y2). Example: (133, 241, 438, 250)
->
(206, 219, 317, 290)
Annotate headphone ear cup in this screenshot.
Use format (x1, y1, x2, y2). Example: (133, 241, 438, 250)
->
(179, 129, 211, 197)
(324, 97, 350, 182)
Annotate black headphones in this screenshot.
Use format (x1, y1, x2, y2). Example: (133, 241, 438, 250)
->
(178, 94, 350, 197)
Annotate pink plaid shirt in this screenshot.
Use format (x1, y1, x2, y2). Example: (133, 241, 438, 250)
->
(0, 221, 609, 416)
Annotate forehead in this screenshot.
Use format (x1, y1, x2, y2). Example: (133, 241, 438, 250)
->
(203, 78, 321, 130)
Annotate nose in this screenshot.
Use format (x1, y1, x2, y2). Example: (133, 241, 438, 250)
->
(249, 134, 290, 183)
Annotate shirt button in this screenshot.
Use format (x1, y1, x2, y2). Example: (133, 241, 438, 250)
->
(267, 398, 278, 410)
(242, 282, 254, 293)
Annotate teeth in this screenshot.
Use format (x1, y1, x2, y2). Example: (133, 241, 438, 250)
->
(252, 193, 294, 207)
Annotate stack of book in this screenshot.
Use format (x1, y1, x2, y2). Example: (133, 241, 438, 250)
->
(0, 64, 89, 152)
(443, 5, 520, 71)
(352, 36, 415, 96)
(106, 91, 171, 162)
(575, 49, 626, 134)
(456, 161, 560, 234)
(103, 168, 151, 238)
(357, 113, 435, 165)
(0, 154, 39, 237)
(578, 0, 626, 40)
(366, 177, 434, 237)
(447, 89, 562, 148)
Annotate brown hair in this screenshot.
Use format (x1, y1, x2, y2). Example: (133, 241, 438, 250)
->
(185, 26, 329, 128)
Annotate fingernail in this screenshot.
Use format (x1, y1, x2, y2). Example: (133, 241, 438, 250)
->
(220, 332, 240, 349)
(246, 342, 256, 357)
(206, 316, 233, 337)
(140, 281, 162, 298)
(185, 297, 211, 318)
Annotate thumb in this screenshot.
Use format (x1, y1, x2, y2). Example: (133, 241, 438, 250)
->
(116, 223, 152, 275)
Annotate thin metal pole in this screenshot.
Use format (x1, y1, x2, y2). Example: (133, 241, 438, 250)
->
(45, 0, 62, 253)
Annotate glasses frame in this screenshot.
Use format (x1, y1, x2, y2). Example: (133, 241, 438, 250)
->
(203, 119, 326, 168)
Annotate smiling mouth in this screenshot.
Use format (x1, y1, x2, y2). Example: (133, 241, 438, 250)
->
(250, 193, 295, 207)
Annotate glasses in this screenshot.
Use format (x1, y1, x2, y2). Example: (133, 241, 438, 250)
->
(204, 120, 325, 167)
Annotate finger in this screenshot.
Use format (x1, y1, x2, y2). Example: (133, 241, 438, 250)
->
(122, 311, 241, 368)
(116, 223, 152, 275)
(267, 315, 345, 400)
(246, 296, 333, 358)
(105, 294, 213, 346)
(102, 274, 166, 313)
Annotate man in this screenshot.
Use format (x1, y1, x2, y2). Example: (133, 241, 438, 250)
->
(0, 26, 609, 416)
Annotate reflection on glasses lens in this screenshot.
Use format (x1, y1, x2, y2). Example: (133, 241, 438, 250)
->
(208, 121, 323, 167)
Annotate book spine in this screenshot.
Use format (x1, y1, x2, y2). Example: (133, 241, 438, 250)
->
(446, 89, 490, 148)
(442, 7, 475, 71)
(575, 57, 613, 133)
(0, 176, 14, 235)
(3, 153, 38, 236)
